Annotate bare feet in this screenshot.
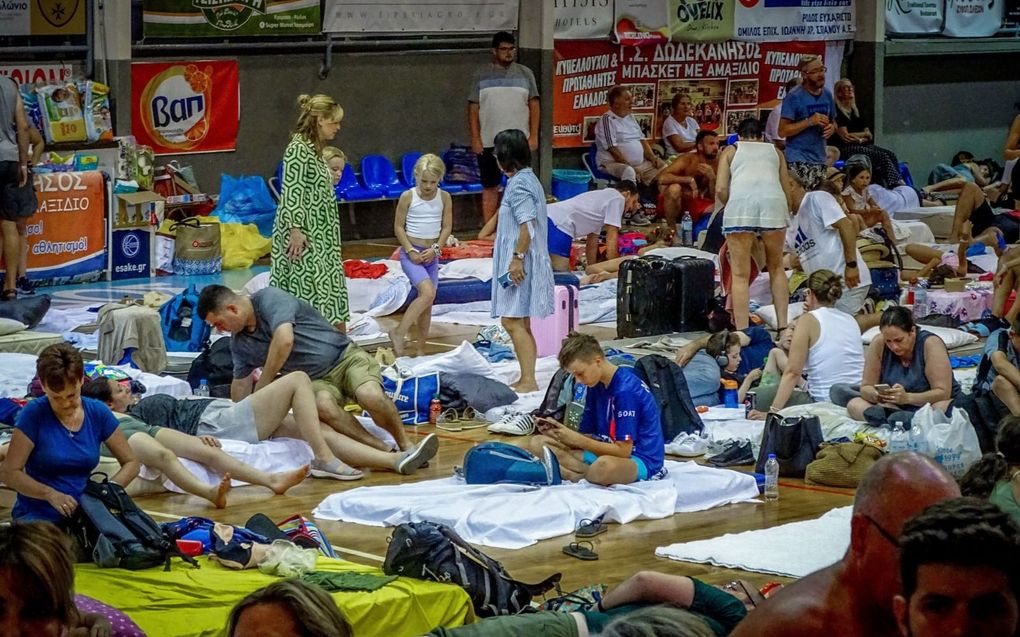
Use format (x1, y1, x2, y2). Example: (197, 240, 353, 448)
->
(209, 473, 232, 509)
(512, 381, 540, 393)
(269, 464, 310, 495)
(389, 329, 406, 357)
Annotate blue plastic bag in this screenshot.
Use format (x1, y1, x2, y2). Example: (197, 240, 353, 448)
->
(382, 373, 440, 424)
(213, 174, 278, 237)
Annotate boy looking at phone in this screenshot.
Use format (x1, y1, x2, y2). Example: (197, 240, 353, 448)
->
(528, 332, 665, 485)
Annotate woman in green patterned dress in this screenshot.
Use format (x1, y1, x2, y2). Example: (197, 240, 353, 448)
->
(271, 94, 349, 330)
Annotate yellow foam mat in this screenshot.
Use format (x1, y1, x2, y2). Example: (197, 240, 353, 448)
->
(75, 556, 474, 637)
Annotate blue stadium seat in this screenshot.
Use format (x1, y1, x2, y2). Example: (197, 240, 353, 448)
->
(726, 133, 738, 146)
(400, 152, 423, 188)
(336, 163, 382, 201)
(361, 155, 406, 198)
(582, 144, 616, 185)
(899, 162, 914, 188)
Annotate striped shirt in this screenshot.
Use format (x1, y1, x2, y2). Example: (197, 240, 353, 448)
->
(490, 168, 554, 319)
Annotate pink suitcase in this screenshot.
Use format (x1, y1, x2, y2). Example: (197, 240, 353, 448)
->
(531, 285, 579, 357)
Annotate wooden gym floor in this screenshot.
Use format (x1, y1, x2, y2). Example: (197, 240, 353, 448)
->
(0, 234, 855, 606)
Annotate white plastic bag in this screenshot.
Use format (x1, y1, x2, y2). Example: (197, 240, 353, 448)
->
(911, 404, 981, 478)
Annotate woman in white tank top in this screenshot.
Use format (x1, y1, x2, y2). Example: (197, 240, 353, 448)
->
(391, 153, 453, 357)
(748, 270, 864, 418)
(715, 117, 794, 334)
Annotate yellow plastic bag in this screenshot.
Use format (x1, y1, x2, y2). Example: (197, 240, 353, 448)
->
(219, 221, 271, 269)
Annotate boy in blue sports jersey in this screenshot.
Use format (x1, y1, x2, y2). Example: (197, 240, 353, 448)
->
(529, 332, 665, 485)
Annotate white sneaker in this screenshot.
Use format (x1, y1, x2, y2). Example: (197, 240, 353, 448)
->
(626, 211, 653, 226)
(487, 412, 535, 436)
(666, 432, 709, 457)
(396, 433, 439, 475)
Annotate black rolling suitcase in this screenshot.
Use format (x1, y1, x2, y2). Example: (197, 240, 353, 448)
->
(617, 256, 677, 337)
(671, 256, 714, 332)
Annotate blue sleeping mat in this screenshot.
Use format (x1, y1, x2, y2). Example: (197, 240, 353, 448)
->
(401, 272, 580, 310)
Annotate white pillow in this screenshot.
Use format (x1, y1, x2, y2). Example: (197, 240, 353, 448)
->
(438, 258, 493, 282)
(0, 317, 27, 336)
(861, 324, 978, 349)
(753, 302, 805, 330)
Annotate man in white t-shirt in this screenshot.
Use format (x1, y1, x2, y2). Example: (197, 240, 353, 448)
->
(547, 180, 640, 272)
(765, 78, 801, 150)
(595, 86, 665, 186)
(786, 178, 873, 319)
(662, 93, 699, 155)
(468, 31, 540, 222)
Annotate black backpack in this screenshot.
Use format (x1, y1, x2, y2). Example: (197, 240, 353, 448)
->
(382, 521, 561, 617)
(187, 337, 233, 396)
(633, 354, 704, 440)
(533, 368, 574, 423)
(73, 473, 198, 571)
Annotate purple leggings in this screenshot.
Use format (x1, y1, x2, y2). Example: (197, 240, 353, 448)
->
(399, 244, 440, 289)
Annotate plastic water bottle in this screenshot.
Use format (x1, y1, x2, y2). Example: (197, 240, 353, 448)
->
(195, 379, 210, 397)
(912, 281, 928, 319)
(680, 210, 694, 246)
(888, 421, 908, 453)
(764, 454, 780, 502)
(908, 422, 925, 454)
(721, 379, 739, 408)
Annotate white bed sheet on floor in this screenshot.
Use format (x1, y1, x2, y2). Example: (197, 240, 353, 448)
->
(656, 506, 851, 578)
(313, 460, 760, 549)
(0, 354, 191, 399)
(430, 279, 619, 327)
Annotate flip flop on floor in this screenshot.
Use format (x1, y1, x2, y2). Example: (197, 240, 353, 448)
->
(575, 515, 607, 539)
(562, 541, 598, 561)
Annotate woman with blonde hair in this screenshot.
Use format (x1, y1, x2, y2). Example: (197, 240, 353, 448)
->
(748, 269, 865, 418)
(271, 94, 349, 330)
(390, 153, 453, 356)
(321, 146, 347, 187)
(832, 78, 903, 190)
(227, 579, 351, 637)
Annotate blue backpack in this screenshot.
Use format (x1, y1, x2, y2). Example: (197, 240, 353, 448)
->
(463, 442, 561, 486)
(160, 284, 211, 352)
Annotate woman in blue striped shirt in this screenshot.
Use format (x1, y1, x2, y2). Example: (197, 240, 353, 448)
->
(490, 129, 554, 392)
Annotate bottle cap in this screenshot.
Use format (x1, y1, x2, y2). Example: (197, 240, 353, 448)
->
(767, 453, 776, 459)
(199, 379, 207, 385)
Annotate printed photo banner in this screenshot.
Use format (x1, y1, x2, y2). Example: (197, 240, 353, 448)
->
(555, 0, 614, 40)
(610, 0, 853, 42)
(131, 60, 239, 156)
(143, 0, 320, 37)
(553, 39, 824, 148)
(24, 171, 107, 285)
(0, 0, 86, 36)
(323, 0, 518, 33)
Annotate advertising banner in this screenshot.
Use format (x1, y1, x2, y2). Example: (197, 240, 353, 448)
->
(553, 39, 824, 148)
(615, 0, 734, 44)
(555, 0, 614, 40)
(131, 60, 239, 156)
(734, 0, 855, 41)
(24, 171, 107, 285)
(943, 0, 1003, 37)
(0, 64, 75, 86)
(323, 0, 518, 33)
(886, 0, 945, 35)
(0, 0, 86, 36)
(143, 0, 320, 37)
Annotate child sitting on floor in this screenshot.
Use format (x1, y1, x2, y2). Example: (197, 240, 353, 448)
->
(841, 160, 897, 241)
(527, 332, 665, 485)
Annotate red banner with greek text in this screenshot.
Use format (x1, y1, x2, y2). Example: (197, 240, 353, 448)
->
(131, 60, 239, 155)
(553, 39, 824, 148)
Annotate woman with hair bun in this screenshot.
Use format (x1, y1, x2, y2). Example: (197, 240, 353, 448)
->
(749, 269, 864, 418)
(960, 415, 1020, 523)
(271, 94, 349, 330)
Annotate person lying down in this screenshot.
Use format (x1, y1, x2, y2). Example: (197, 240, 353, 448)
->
(525, 332, 665, 486)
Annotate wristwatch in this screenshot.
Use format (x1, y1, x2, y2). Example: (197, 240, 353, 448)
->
(845, 260, 858, 268)
(513, 251, 526, 260)
(432, 243, 441, 254)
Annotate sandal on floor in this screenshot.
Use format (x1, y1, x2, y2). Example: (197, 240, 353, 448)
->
(455, 407, 490, 430)
(436, 408, 463, 431)
(575, 515, 607, 539)
(562, 541, 598, 561)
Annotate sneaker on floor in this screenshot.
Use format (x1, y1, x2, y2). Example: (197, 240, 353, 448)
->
(540, 445, 562, 485)
(15, 277, 34, 295)
(310, 458, 364, 481)
(666, 433, 709, 457)
(487, 412, 535, 436)
(397, 433, 439, 475)
(625, 211, 653, 226)
(706, 440, 755, 467)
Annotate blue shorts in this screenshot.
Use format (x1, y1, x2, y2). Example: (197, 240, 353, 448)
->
(582, 450, 650, 481)
(547, 218, 573, 258)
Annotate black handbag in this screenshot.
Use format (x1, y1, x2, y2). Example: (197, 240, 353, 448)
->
(755, 413, 824, 477)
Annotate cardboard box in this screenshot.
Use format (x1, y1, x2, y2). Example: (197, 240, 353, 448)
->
(944, 278, 967, 293)
(114, 191, 164, 229)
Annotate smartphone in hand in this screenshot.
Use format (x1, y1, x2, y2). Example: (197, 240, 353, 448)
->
(498, 271, 513, 288)
(874, 384, 891, 394)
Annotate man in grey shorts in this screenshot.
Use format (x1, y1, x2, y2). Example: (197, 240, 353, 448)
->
(198, 284, 432, 462)
(0, 77, 31, 301)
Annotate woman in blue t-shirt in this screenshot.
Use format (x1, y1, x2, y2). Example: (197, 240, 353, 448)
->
(0, 343, 138, 524)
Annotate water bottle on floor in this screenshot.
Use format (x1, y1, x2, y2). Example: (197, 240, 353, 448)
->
(195, 379, 210, 397)
(889, 421, 908, 453)
(764, 454, 779, 502)
(912, 280, 928, 319)
(680, 210, 694, 246)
